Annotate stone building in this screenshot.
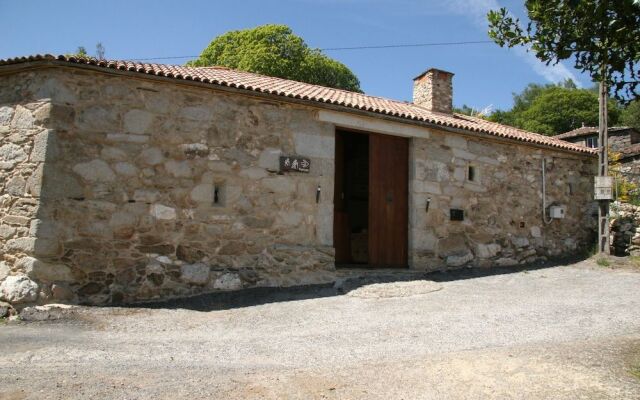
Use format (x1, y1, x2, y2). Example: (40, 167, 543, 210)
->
(556, 126, 640, 185)
(0, 55, 597, 307)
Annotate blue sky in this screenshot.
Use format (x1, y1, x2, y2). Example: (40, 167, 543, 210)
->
(0, 0, 592, 111)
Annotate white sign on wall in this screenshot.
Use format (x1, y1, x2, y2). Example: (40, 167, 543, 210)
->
(594, 176, 613, 200)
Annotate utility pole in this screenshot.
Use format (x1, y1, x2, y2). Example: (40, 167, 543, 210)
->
(597, 75, 610, 254)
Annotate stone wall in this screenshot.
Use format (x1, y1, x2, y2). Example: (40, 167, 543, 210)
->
(566, 131, 640, 186)
(611, 202, 640, 256)
(610, 131, 633, 152)
(567, 131, 633, 152)
(0, 66, 598, 307)
(0, 71, 54, 305)
(409, 131, 597, 270)
(0, 68, 335, 305)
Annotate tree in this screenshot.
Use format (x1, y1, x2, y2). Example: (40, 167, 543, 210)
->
(453, 105, 477, 117)
(188, 25, 362, 92)
(622, 100, 640, 129)
(68, 46, 88, 58)
(453, 104, 492, 118)
(487, 1, 639, 101)
(96, 42, 105, 60)
(488, 82, 621, 135)
(67, 43, 105, 59)
(488, 0, 640, 254)
(609, 149, 638, 203)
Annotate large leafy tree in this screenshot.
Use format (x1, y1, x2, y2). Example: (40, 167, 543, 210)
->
(488, 1, 639, 101)
(488, 81, 621, 135)
(622, 100, 640, 129)
(188, 25, 362, 92)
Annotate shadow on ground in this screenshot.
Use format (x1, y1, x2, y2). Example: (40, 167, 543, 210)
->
(119, 255, 588, 312)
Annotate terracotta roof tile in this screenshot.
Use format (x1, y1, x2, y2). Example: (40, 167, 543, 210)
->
(555, 126, 633, 140)
(0, 54, 596, 155)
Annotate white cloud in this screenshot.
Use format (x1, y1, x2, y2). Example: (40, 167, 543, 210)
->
(514, 47, 580, 85)
(443, 0, 580, 85)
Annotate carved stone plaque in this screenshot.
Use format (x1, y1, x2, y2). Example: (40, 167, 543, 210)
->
(279, 156, 310, 173)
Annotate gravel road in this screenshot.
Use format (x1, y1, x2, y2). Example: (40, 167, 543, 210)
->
(1, 259, 639, 399)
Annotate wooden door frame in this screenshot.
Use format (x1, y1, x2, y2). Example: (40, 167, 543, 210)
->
(333, 127, 409, 268)
(368, 132, 409, 267)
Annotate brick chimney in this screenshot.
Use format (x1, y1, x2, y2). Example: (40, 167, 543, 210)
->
(412, 68, 454, 113)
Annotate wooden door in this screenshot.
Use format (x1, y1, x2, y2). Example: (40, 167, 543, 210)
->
(333, 131, 350, 264)
(368, 134, 408, 267)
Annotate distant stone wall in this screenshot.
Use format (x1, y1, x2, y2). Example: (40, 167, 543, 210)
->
(611, 202, 640, 256)
(409, 130, 597, 270)
(618, 158, 640, 187)
(565, 131, 640, 186)
(609, 131, 632, 152)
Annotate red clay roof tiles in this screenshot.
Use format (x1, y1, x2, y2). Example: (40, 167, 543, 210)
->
(555, 126, 634, 140)
(0, 54, 596, 156)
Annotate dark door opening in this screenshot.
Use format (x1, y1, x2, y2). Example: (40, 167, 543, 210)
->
(334, 129, 408, 268)
(334, 131, 369, 265)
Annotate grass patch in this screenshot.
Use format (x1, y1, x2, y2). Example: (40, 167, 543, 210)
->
(596, 257, 611, 267)
(628, 256, 640, 270)
(631, 363, 640, 380)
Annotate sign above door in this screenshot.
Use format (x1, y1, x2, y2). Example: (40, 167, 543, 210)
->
(279, 156, 310, 173)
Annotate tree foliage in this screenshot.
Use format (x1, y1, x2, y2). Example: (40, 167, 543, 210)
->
(67, 43, 105, 59)
(188, 25, 362, 92)
(622, 100, 640, 129)
(95, 42, 105, 60)
(453, 104, 491, 118)
(609, 149, 638, 202)
(488, 0, 640, 103)
(488, 81, 621, 135)
(68, 46, 88, 58)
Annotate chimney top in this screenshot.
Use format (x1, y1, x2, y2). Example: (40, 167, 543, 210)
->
(412, 68, 454, 114)
(413, 68, 454, 82)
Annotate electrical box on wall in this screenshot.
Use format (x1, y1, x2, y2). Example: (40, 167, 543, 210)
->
(549, 206, 566, 219)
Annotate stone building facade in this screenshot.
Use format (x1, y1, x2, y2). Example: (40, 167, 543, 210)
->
(556, 126, 640, 186)
(0, 56, 597, 307)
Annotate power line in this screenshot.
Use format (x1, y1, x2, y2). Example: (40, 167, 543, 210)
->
(321, 40, 493, 51)
(133, 55, 199, 61)
(128, 40, 494, 62)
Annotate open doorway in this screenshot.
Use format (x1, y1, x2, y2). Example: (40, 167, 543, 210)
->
(334, 130, 369, 265)
(334, 129, 409, 268)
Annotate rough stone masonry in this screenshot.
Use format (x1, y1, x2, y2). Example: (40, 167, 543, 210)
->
(0, 63, 597, 307)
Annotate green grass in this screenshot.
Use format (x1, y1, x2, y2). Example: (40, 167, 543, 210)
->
(630, 363, 640, 380)
(584, 242, 599, 258)
(628, 256, 640, 270)
(596, 257, 611, 267)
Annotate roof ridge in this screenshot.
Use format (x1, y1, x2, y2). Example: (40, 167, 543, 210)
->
(0, 54, 596, 156)
(194, 64, 400, 101)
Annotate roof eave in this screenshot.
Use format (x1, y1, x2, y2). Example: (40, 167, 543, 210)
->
(0, 59, 597, 158)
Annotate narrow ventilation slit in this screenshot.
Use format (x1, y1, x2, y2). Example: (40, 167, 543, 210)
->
(213, 181, 225, 207)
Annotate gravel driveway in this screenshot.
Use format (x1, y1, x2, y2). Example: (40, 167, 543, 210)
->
(1, 259, 640, 399)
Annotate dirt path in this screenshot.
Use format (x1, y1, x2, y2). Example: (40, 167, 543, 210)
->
(1, 260, 639, 399)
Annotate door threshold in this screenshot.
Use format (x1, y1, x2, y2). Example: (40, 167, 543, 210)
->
(335, 263, 409, 270)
